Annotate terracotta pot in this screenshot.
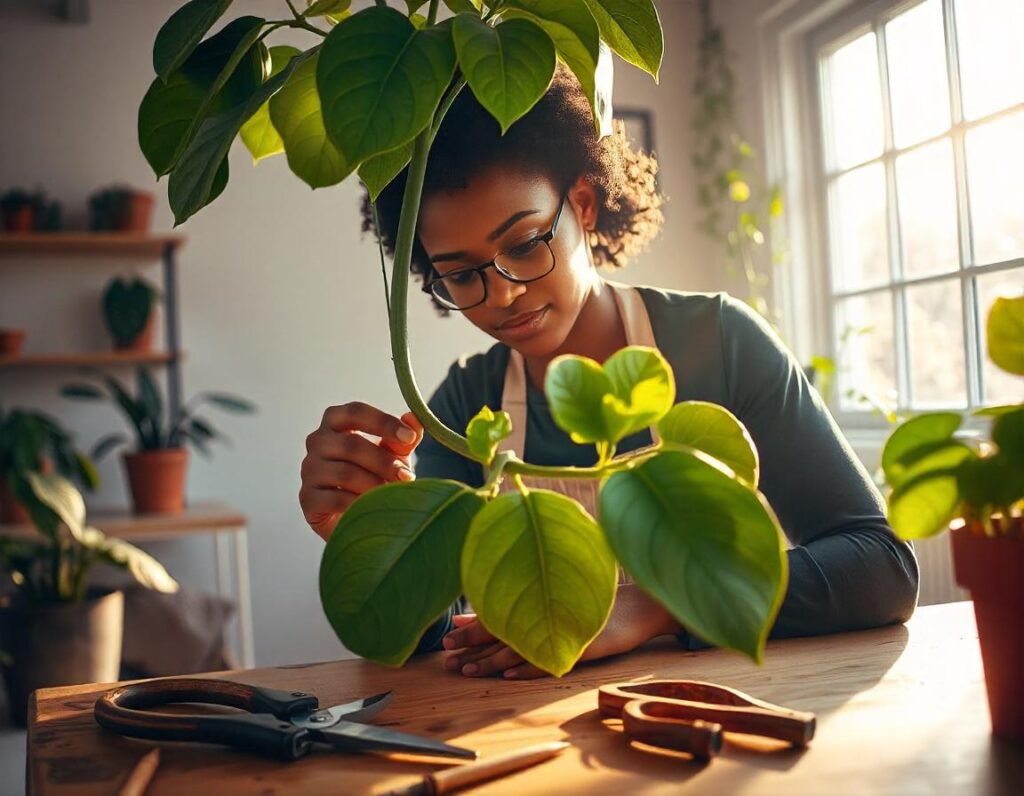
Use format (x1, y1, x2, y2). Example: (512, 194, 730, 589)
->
(113, 192, 154, 233)
(0, 328, 26, 357)
(112, 310, 156, 353)
(2, 205, 35, 232)
(0, 477, 31, 524)
(951, 517, 1024, 744)
(123, 448, 188, 514)
(0, 590, 123, 726)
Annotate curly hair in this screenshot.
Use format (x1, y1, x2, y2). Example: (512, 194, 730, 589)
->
(359, 64, 664, 315)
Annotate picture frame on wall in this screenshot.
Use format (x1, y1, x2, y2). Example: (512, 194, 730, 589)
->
(614, 108, 655, 154)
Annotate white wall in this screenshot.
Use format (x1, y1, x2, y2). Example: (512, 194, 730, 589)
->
(0, 0, 715, 666)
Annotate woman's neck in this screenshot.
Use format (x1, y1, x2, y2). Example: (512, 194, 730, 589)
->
(523, 279, 627, 391)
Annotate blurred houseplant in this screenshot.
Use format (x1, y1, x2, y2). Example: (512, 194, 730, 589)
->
(137, 0, 792, 677)
(0, 407, 99, 525)
(0, 328, 27, 358)
(0, 188, 61, 233)
(882, 295, 1024, 743)
(0, 472, 177, 725)
(88, 185, 155, 233)
(62, 368, 255, 513)
(102, 275, 161, 351)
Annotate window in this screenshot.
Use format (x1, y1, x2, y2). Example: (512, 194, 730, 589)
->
(811, 0, 1023, 417)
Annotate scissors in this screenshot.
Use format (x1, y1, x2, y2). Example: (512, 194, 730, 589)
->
(598, 680, 816, 761)
(94, 677, 477, 762)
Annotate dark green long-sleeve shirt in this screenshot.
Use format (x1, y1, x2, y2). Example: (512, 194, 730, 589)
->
(412, 287, 919, 652)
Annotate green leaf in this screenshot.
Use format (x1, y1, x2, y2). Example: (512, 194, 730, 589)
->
(452, 15, 556, 134)
(240, 45, 300, 163)
(957, 454, 1024, 512)
(881, 412, 962, 489)
(269, 49, 354, 189)
(139, 16, 266, 177)
(24, 472, 86, 541)
(198, 392, 256, 413)
(461, 489, 616, 676)
(581, 0, 662, 80)
(657, 401, 759, 486)
(102, 278, 156, 346)
(153, 0, 234, 82)
(318, 7, 456, 165)
(601, 346, 674, 441)
(74, 452, 101, 491)
(169, 47, 317, 224)
(91, 433, 127, 461)
(974, 404, 1021, 418)
(61, 384, 105, 400)
(888, 470, 964, 539)
(305, 0, 351, 17)
(600, 449, 787, 662)
(987, 295, 1024, 376)
(545, 354, 614, 443)
(405, 0, 430, 13)
(359, 141, 415, 201)
(443, 0, 482, 14)
(137, 368, 163, 437)
(320, 480, 485, 666)
(992, 407, 1024, 463)
(465, 406, 513, 464)
(87, 531, 179, 593)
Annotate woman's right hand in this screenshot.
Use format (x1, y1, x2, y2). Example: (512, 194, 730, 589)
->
(300, 403, 424, 540)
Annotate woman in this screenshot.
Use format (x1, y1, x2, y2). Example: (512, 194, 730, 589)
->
(299, 67, 919, 680)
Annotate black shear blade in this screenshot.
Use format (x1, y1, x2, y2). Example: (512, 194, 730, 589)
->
(293, 690, 393, 728)
(311, 719, 477, 759)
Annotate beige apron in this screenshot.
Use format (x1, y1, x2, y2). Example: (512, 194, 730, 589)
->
(496, 281, 663, 585)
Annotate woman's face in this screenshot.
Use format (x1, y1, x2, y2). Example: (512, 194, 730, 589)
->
(417, 166, 599, 358)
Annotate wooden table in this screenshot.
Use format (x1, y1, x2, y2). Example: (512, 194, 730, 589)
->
(26, 602, 1023, 795)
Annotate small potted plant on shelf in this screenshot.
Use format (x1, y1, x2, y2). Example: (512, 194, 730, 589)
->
(882, 295, 1024, 744)
(88, 185, 155, 233)
(0, 328, 27, 358)
(101, 275, 161, 351)
(62, 368, 255, 514)
(0, 188, 60, 232)
(0, 406, 99, 525)
(0, 472, 177, 725)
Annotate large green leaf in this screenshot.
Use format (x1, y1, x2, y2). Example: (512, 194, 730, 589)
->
(169, 48, 317, 224)
(881, 412, 962, 489)
(82, 529, 179, 593)
(317, 7, 456, 165)
(269, 49, 354, 189)
(359, 141, 415, 201)
(305, 0, 351, 17)
(139, 16, 266, 177)
(452, 15, 556, 133)
(546, 355, 612, 443)
(461, 489, 616, 676)
(24, 472, 86, 540)
(601, 346, 674, 441)
(987, 295, 1024, 376)
(240, 45, 299, 163)
(957, 454, 1024, 512)
(581, 0, 662, 80)
(992, 407, 1024, 463)
(600, 450, 787, 662)
(657, 401, 759, 486)
(153, 0, 234, 82)
(889, 470, 965, 540)
(465, 406, 513, 464)
(320, 480, 485, 666)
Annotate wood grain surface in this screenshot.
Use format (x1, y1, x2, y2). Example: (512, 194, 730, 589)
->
(26, 602, 1024, 795)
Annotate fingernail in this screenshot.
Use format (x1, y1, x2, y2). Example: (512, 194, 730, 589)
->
(396, 425, 416, 443)
(442, 635, 456, 650)
(462, 663, 478, 675)
(396, 467, 415, 482)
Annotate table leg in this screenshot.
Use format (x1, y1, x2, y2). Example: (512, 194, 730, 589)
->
(233, 529, 255, 668)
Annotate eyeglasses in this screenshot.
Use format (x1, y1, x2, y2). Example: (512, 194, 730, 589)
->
(424, 192, 568, 311)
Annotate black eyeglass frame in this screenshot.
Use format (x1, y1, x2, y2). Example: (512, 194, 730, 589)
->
(423, 191, 569, 312)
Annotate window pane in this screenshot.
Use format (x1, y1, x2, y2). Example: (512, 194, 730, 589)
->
(966, 112, 1024, 265)
(836, 293, 897, 412)
(832, 163, 889, 291)
(886, 0, 951, 148)
(977, 270, 1024, 405)
(907, 281, 967, 407)
(896, 138, 959, 278)
(955, 0, 1024, 120)
(825, 32, 884, 170)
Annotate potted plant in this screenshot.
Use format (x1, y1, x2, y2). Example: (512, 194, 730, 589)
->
(0, 328, 26, 358)
(0, 406, 99, 525)
(0, 471, 177, 725)
(62, 368, 255, 514)
(1, 188, 37, 232)
(882, 295, 1024, 743)
(137, 2, 795, 677)
(101, 276, 161, 351)
(88, 185, 155, 233)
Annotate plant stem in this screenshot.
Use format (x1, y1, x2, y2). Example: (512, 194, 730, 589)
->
(431, 76, 468, 142)
(285, 0, 301, 18)
(427, 0, 440, 26)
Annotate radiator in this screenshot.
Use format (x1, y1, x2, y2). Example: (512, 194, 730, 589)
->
(912, 535, 969, 606)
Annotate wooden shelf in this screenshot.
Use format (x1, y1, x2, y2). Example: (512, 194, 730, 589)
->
(0, 232, 184, 259)
(0, 350, 180, 368)
(0, 501, 246, 542)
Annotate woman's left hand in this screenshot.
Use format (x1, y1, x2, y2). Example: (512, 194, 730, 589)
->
(441, 584, 681, 679)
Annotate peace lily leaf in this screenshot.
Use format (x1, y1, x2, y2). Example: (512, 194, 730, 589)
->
(466, 406, 513, 464)
(545, 354, 613, 443)
(318, 7, 456, 165)
(25, 472, 86, 540)
(240, 45, 299, 163)
(581, 0, 662, 80)
(359, 141, 415, 201)
(987, 295, 1024, 376)
(92, 533, 180, 593)
(461, 489, 616, 676)
(153, 0, 233, 82)
(657, 401, 759, 486)
(992, 407, 1024, 463)
(602, 346, 674, 439)
(320, 480, 485, 666)
(888, 470, 965, 540)
(957, 454, 1024, 511)
(600, 450, 787, 662)
(270, 49, 354, 189)
(305, 0, 351, 17)
(881, 412, 961, 489)
(139, 16, 265, 177)
(452, 15, 556, 134)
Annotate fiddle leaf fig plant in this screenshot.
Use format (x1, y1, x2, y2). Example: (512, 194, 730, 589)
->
(141, 0, 791, 675)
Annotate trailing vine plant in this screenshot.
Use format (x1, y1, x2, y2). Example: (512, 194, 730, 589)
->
(140, 0, 789, 676)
